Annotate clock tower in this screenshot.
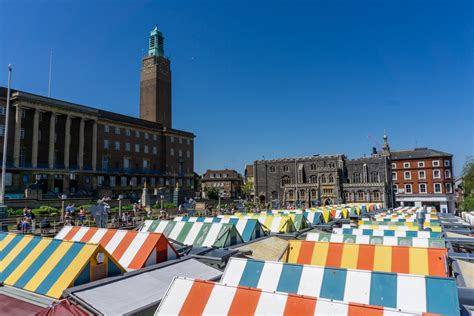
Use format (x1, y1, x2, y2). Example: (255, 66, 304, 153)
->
(140, 25, 172, 128)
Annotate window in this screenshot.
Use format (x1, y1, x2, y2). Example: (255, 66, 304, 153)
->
(0, 125, 4, 137)
(121, 176, 127, 187)
(393, 184, 398, 193)
(269, 166, 276, 172)
(0, 106, 5, 115)
(130, 177, 137, 186)
(300, 190, 306, 199)
(178, 149, 182, 157)
(419, 170, 426, 179)
(20, 128, 25, 139)
(104, 140, 109, 149)
(170, 136, 174, 143)
(357, 191, 365, 201)
(444, 160, 450, 167)
(352, 173, 361, 183)
(323, 188, 333, 195)
(288, 190, 294, 200)
(445, 169, 451, 179)
(418, 161, 425, 167)
(187, 139, 191, 145)
(110, 176, 116, 187)
(310, 163, 316, 170)
(311, 189, 317, 199)
(153, 134, 157, 141)
(39, 112, 43, 121)
(104, 125, 109, 133)
(135, 130, 140, 138)
(446, 183, 453, 193)
(125, 143, 130, 151)
(344, 191, 350, 201)
(153, 146, 158, 155)
(419, 183, 427, 193)
(179, 137, 183, 144)
(433, 169, 441, 179)
(150, 178, 156, 187)
(123, 158, 130, 169)
(321, 174, 327, 183)
(143, 160, 149, 169)
(38, 130, 42, 142)
(114, 141, 120, 150)
(309, 175, 317, 183)
(328, 174, 334, 183)
(186, 150, 190, 158)
(283, 165, 289, 172)
(135, 144, 140, 153)
(144, 145, 149, 154)
(115, 127, 120, 135)
(170, 148, 174, 156)
(403, 162, 410, 168)
(102, 156, 109, 171)
(373, 191, 381, 200)
(126, 128, 131, 136)
(434, 183, 442, 193)
(369, 171, 379, 183)
(21, 109, 26, 118)
(391, 163, 396, 169)
(281, 176, 291, 186)
(432, 160, 440, 167)
(405, 184, 412, 194)
(144, 132, 149, 140)
(392, 172, 397, 180)
(404, 171, 411, 180)
(98, 176, 104, 187)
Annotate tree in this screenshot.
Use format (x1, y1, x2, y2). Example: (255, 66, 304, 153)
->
(461, 158, 474, 211)
(204, 187, 219, 200)
(241, 182, 253, 200)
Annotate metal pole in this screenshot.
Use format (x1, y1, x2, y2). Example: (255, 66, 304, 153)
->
(118, 199, 122, 219)
(48, 50, 53, 97)
(0, 65, 12, 206)
(294, 158, 298, 208)
(61, 200, 65, 222)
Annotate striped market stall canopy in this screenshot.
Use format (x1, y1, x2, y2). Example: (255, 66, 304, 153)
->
(284, 240, 448, 277)
(334, 228, 442, 238)
(54, 227, 178, 271)
(359, 220, 441, 227)
(357, 224, 443, 233)
(155, 277, 429, 316)
(306, 232, 446, 248)
(234, 212, 309, 231)
(220, 258, 458, 315)
(219, 214, 296, 233)
(0, 232, 124, 299)
(140, 220, 243, 248)
(368, 217, 440, 223)
(173, 217, 266, 242)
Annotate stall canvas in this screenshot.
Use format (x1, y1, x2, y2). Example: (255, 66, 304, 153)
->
(140, 220, 244, 248)
(334, 228, 443, 239)
(284, 240, 448, 277)
(219, 214, 296, 233)
(54, 227, 178, 271)
(0, 232, 124, 299)
(220, 258, 458, 315)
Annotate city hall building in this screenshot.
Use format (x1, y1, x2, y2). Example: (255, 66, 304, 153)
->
(0, 26, 195, 199)
(253, 135, 395, 208)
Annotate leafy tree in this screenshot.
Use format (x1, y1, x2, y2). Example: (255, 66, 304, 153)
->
(241, 182, 253, 200)
(461, 158, 474, 210)
(204, 187, 219, 200)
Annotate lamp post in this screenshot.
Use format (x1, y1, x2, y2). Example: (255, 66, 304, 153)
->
(60, 194, 67, 222)
(117, 194, 123, 219)
(0, 65, 12, 231)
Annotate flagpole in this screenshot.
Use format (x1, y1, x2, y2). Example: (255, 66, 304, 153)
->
(0, 64, 12, 209)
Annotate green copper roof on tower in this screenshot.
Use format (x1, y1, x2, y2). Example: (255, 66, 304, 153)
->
(148, 25, 164, 57)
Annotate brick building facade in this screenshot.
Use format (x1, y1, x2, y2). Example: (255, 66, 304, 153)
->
(0, 26, 194, 200)
(201, 169, 243, 199)
(391, 148, 455, 212)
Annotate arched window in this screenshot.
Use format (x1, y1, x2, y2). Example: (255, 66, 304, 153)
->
(352, 173, 361, 183)
(269, 166, 276, 173)
(310, 189, 317, 199)
(309, 175, 317, 183)
(288, 190, 294, 200)
(310, 163, 316, 170)
(281, 176, 291, 186)
(328, 174, 334, 183)
(357, 191, 365, 201)
(283, 165, 289, 172)
(321, 174, 327, 183)
(344, 191, 350, 201)
(373, 190, 381, 200)
(370, 171, 380, 183)
(300, 190, 306, 199)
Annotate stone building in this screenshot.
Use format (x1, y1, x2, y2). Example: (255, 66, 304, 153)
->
(0, 26, 194, 200)
(253, 135, 394, 208)
(201, 169, 243, 199)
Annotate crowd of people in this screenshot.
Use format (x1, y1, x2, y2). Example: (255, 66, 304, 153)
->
(18, 207, 36, 233)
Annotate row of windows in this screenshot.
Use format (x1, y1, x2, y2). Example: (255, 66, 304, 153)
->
(104, 140, 158, 154)
(393, 160, 450, 169)
(209, 173, 230, 179)
(270, 162, 337, 173)
(351, 172, 380, 183)
(170, 148, 191, 158)
(102, 157, 186, 173)
(392, 169, 451, 180)
(103, 125, 192, 145)
(97, 175, 191, 188)
(394, 183, 452, 194)
(280, 174, 335, 186)
(344, 191, 382, 201)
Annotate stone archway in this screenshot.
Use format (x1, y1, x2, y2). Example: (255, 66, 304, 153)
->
(324, 198, 332, 206)
(259, 194, 266, 204)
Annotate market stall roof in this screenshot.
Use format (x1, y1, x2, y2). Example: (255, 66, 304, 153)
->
(64, 258, 222, 315)
(155, 277, 425, 315)
(140, 220, 243, 248)
(334, 227, 443, 238)
(219, 214, 297, 233)
(231, 236, 288, 261)
(220, 258, 459, 315)
(36, 299, 90, 316)
(0, 232, 124, 299)
(173, 217, 266, 242)
(306, 231, 446, 248)
(54, 227, 178, 271)
(284, 240, 449, 277)
(0, 293, 45, 316)
(356, 224, 443, 232)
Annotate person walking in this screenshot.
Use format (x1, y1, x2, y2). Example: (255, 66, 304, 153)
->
(79, 207, 86, 226)
(416, 206, 427, 230)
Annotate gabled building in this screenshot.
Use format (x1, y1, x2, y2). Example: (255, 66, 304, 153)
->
(201, 169, 243, 199)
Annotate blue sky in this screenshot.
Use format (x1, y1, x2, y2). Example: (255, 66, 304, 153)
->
(1, 0, 472, 175)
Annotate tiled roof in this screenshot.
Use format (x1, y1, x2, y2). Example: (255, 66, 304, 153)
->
(391, 148, 452, 160)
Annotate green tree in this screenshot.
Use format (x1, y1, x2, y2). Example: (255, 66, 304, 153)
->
(461, 158, 474, 210)
(205, 187, 219, 200)
(241, 182, 253, 200)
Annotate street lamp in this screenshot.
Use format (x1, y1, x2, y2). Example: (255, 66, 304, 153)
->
(117, 194, 124, 219)
(60, 194, 67, 222)
(0, 65, 12, 231)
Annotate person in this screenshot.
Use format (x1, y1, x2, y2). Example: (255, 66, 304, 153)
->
(29, 209, 36, 232)
(79, 207, 86, 226)
(178, 204, 183, 214)
(416, 206, 427, 230)
(21, 217, 30, 234)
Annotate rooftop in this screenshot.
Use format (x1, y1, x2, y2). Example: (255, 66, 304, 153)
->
(391, 148, 452, 160)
